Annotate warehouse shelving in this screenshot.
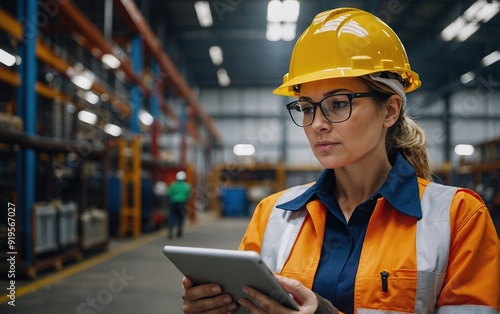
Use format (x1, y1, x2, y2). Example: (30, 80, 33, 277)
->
(0, 0, 221, 278)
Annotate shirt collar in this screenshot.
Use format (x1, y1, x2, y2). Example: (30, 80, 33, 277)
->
(276, 153, 422, 219)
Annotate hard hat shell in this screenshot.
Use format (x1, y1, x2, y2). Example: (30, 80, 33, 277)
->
(273, 8, 421, 97)
(175, 171, 187, 181)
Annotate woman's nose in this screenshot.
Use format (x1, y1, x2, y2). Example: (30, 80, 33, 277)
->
(310, 106, 331, 131)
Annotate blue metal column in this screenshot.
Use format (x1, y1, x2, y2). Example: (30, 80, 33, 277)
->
(130, 35, 143, 133)
(16, 0, 38, 264)
(150, 60, 160, 164)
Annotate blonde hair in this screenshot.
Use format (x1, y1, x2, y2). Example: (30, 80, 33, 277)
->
(361, 76, 432, 181)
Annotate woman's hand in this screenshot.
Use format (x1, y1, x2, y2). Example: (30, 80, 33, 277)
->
(238, 276, 328, 313)
(181, 276, 239, 313)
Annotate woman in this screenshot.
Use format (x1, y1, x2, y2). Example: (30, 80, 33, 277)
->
(181, 8, 500, 314)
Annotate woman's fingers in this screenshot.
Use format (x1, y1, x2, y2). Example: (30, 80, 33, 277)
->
(239, 287, 279, 313)
(275, 276, 317, 309)
(239, 276, 320, 314)
(181, 277, 238, 313)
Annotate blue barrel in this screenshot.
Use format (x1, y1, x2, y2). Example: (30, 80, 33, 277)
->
(221, 188, 249, 217)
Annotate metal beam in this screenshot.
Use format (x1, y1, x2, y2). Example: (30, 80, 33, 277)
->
(115, 0, 222, 146)
(46, 0, 150, 96)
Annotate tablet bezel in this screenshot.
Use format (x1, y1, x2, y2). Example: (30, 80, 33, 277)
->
(162, 245, 299, 312)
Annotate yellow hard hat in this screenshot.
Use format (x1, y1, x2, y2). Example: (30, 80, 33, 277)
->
(273, 8, 421, 97)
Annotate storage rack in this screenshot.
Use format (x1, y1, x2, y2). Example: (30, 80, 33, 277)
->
(0, 1, 220, 278)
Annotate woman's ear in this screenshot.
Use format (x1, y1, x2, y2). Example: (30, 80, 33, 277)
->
(383, 95, 402, 128)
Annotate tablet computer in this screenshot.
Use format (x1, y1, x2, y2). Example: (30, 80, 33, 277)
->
(162, 245, 299, 312)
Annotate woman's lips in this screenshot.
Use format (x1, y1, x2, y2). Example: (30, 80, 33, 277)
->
(315, 141, 338, 151)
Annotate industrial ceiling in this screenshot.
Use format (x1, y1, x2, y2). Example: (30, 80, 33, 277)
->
(1, 0, 499, 105)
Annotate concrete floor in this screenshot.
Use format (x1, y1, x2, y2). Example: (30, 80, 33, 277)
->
(0, 214, 250, 314)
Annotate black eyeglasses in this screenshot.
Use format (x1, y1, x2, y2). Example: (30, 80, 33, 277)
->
(285, 92, 377, 127)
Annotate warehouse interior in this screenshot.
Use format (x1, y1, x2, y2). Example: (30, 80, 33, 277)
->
(0, 0, 499, 312)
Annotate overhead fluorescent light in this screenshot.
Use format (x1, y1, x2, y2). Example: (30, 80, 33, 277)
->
(194, 1, 213, 27)
(68, 68, 95, 90)
(83, 92, 99, 105)
(440, 17, 466, 41)
(266, 22, 297, 41)
(101, 53, 121, 69)
(209, 46, 223, 66)
(441, 0, 500, 42)
(267, 0, 283, 22)
(460, 71, 475, 84)
(84, 91, 100, 104)
(281, 23, 297, 41)
(217, 68, 231, 87)
(233, 144, 255, 156)
(77, 110, 97, 125)
(462, 0, 488, 20)
(283, 0, 300, 22)
(266, 22, 282, 41)
(139, 109, 154, 126)
(481, 50, 500, 67)
(475, 1, 500, 22)
(104, 123, 122, 137)
(456, 22, 480, 42)
(268, 0, 300, 23)
(0, 48, 16, 67)
(454, 144, 475, 156)
(463, 0, 500, 22)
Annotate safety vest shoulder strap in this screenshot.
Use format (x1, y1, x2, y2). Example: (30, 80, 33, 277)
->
(414, 182, 457, 313)
(261, 184, 310, 273)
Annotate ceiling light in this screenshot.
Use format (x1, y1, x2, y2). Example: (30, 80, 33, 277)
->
(481, 50, 500, 67)
(266, 22, 282, 41)
(281, 23, 297, 41)
(454, 144, 475, 156)
(68, 68, 95, 90)
(440, 17, 466, 41)
(101, 53, 121, 69)
(139, 109, 154, 126)
(77, 110, 97, 125)
(209, 46, 223, 66)
(233, 144, 255, 156)
(104, 123, 122, 137)
(462, 0, 500, 22)
(441, 0, 500, 42)
(84, 91, 100, 104)
(0, 48, 16, 67)
(462, 0, 488, 20)
(460, 71, 475, 84)
(283, 0, 300, 22)
(267, 0, 283, 22)
(475, 1, 500, 22)
(194, 1, 213, 27)
(456, 22, 480, 42)
(217, 68, 231, 87)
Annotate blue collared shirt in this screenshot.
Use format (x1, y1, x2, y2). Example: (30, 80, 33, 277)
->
(276, 153, 421, 314)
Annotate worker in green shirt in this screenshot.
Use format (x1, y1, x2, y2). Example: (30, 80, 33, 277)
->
(167, 171, 191, 239)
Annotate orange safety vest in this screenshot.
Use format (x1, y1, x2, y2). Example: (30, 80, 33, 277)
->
(239, 178, 500, 313)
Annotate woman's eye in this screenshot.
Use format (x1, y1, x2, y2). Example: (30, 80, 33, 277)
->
(331, 101, 349, 109)
(302, 106, 314, 114)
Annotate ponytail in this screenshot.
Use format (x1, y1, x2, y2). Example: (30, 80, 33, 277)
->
(387, 112, 432, 181)
(361, 76, 432, 181)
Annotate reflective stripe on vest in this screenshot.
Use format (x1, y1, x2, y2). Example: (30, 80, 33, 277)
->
(261, 185, 310, 273)
(261, 182, 467, 313)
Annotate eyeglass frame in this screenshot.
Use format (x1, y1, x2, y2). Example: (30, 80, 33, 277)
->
(285, 92, 378, 127)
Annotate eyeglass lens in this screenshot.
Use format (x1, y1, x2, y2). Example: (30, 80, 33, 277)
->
(288, 94, 352, 126)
